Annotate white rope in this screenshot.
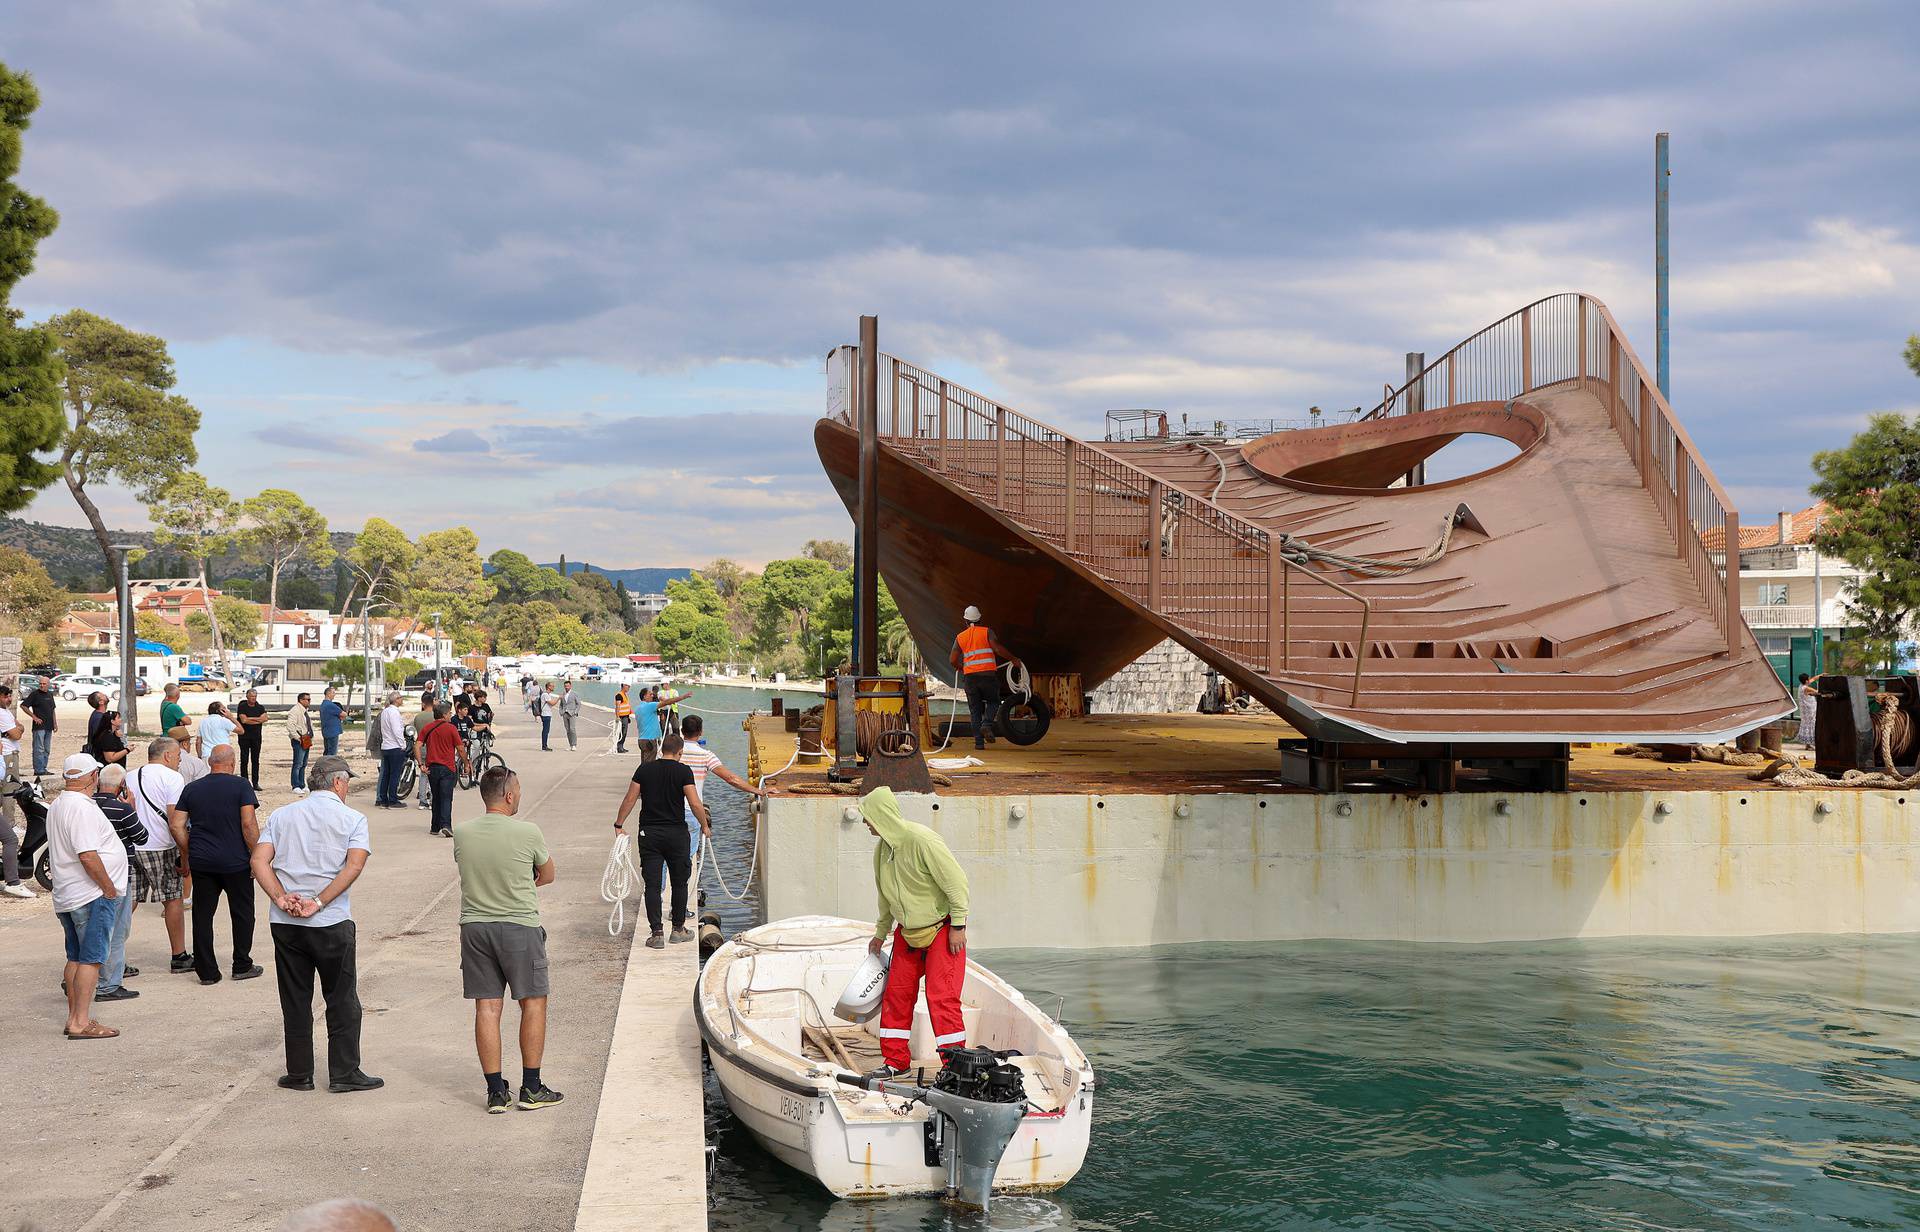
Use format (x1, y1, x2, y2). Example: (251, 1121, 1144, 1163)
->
(1002, 660, 1032, 700)
(600, 832, 641, 937)
(699, 798, 763, 903)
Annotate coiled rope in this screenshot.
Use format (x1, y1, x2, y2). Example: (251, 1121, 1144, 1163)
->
(600, 832, 641, 937)
(1276, 513, 1458, 578)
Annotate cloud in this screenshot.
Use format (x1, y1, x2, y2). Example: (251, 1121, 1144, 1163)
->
(253, 424, 342, 453)
(413, 428, 492, 454)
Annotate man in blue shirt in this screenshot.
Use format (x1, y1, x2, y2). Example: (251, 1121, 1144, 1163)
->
(318, 686, 346, 757)
(251, 755, 381, 1094)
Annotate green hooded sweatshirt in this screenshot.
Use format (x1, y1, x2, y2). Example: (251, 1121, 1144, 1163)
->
(860, 787, 970, 948)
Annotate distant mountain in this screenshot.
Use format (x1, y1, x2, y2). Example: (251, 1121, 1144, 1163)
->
(0, 517, 353, 590)
(542, 561, 691, 594)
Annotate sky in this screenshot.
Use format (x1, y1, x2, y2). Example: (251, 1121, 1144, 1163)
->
(10, 0, 1918, 568)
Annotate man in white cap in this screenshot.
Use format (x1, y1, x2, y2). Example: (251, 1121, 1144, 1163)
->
(948, 605, 1024, 752)
(48, 753, 128, 1039)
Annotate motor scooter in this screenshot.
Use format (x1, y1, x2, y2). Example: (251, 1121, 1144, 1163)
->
(3, 774, 51, 890)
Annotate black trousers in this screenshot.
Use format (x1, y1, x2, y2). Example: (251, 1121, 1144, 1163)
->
(271, 920, 362, 1082)
(429, 764, 457, 833)
(616, 716, 630, 750)
(191, 867, 256, 978)
(638, 826, 692, 933)
(963, 672, 1002, 745)
(237, 738, 262, 786)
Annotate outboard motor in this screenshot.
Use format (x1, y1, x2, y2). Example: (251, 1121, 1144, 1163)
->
(838, 1048, 1030, 1212)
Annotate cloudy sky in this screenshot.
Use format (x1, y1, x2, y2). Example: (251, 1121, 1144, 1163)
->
(11, 1, 1918, 567)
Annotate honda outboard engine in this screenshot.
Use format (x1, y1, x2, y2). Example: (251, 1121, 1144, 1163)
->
(839, 1048, 1031, 1211)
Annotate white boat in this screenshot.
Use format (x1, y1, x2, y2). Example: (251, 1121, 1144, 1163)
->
(697, 915, 1095, 1201)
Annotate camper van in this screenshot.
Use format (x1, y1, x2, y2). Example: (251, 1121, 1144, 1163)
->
(238, 650, 370, 710)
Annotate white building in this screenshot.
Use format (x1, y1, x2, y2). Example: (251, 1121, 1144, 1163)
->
(628, 591, 670, 624)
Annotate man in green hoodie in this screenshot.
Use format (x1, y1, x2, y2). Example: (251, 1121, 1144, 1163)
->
(859, 786, 971, 1076)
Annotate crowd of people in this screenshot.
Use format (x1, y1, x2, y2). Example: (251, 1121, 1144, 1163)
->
(27, 671, 761, 1108)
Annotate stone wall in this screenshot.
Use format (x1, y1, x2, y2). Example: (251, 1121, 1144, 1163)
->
(1088, 638, 1211, 714)
(0, 636, 20, 679)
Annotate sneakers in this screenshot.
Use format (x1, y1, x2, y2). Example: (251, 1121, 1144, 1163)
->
(122, 965, 140, 977)
(645, 932, 666, 949)
(95, 986, 140, 1002)
(518, 1084, 565, 1111)
(668, 928, 694, 944)
(486, 1088, 514, 1114)
(170, 952, 195, 974)
(233, 964, 265, 981)
(2, 882, 34, 899)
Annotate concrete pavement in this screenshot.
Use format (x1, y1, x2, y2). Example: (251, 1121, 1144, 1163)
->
(0, 700, 678, 1231)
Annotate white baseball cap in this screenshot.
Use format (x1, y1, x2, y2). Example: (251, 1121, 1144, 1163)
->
(63, 752, 104, 780)
(962, 605, 982, 622)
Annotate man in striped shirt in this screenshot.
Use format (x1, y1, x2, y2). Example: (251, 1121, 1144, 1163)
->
(675, 715, 761, 865)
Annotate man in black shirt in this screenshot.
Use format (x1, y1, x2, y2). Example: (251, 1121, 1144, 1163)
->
(23, 675, 56, 777)
(234, 689, 269, 788)
(167, 744, 264, 984)
(611, 733, 711, 949)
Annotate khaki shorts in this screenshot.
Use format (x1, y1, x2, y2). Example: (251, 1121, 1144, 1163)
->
(459, 921, 549, 1000)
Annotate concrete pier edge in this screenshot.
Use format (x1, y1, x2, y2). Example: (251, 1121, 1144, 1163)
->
(573, 918, 707, 1231)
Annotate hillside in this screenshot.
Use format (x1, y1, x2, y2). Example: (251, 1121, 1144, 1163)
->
(543, 562, 691, 593)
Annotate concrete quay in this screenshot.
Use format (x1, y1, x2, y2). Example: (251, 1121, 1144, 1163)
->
(0, 701, 706, 1231)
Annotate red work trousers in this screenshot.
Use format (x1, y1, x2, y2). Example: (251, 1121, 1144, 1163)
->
(877, 922, 966, 1071)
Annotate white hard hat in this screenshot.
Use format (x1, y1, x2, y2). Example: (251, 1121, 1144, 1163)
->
(962, 605, 982, 623)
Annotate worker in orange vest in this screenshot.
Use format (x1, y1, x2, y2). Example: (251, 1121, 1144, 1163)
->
(948, 605, 1023, 752)
(614, 686, 634, 753)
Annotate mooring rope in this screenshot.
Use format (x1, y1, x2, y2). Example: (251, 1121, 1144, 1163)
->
(1277, 513, 1458, 578)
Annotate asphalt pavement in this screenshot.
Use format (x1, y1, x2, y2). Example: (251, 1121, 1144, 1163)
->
(0, 697, 653, 1231)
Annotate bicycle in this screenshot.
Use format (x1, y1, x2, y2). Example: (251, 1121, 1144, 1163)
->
(460, 729, 505, 789)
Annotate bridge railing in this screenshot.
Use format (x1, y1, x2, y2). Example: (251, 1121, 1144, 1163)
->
(829, 346, 1371, 703)
(1366, 292, 1742, 654)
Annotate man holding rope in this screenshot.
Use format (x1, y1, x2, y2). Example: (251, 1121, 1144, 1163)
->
(950, 605, 1024, 752)
(611, 733, 710, 949)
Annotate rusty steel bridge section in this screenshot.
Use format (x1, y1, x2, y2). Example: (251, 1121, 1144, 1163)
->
(814, 293, 1792, 746)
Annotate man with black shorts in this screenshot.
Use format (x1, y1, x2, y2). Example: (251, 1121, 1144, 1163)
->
(611, 733, 711, 949)
(453, 767, 561, 1114)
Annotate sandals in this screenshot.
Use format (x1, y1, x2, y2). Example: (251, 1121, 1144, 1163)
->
(65, 1022, 120, 1041)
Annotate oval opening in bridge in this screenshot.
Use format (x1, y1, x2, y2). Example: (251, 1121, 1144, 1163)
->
(1410, 433, 1524, 485)
(1241, 399, 1548, 496)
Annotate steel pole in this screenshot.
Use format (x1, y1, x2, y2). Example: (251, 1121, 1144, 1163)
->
(1655, 131, 1670, 401)
(856, 315, 880, 678)
(433, 611, 443, 699)
(1812, 510, 1823, 674)
(113, 544, 138, 732)
(1402, 352, 1426, 487)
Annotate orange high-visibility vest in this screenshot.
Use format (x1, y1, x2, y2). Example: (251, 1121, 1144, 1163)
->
(956, 625, 997, 675)
(615, 691, 633, 717)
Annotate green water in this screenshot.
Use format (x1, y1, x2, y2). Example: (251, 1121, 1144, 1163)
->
(709, 933, 1920, 1229)
(639, 687, 1920, 1229)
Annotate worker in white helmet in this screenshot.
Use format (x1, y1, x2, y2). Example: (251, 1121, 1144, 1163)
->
(949, 606, 1023, 751)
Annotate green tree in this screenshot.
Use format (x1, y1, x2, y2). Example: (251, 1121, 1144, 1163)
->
(749, 557, 837, 654)
(1811, 412, 1920, 672)
(819, 572, 903, 672)
(323, 654, 371, 708)
(596, 629, 637, 657)
(0, 63, 62, 515)
(613, 578, 639, 633)
(804, 539, 853, 570)
(0, 545, 64, 653)
(239, 488, 333, 631)
(385, 657, 424, 687)
(133, 609, 179, 652)
(536, 613, 598, 655)
(652, 572, 733, 662)
(485, 549, 568, 606)
(346, 515, 415, 617)
(1905, 333, 1919, 379)
(147, 471, 239, 674)
(185, 593, 262, 653)
(492, 598, 561, 655)
(411, 527, 489, 637)
(48, 309, 201, 591)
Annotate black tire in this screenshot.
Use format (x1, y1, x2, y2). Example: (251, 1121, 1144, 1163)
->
(457, 759, 476, 790)
(994, 694, 1053, 746)
(397, 759, 417, 796)
(34, 849, 52, 891)
(474, 750, 504, 782)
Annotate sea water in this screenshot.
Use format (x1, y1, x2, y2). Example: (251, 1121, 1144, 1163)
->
(587, 687, 1920, 1230)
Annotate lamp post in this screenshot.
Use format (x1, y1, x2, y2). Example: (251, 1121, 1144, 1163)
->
(433, 610, 444, 701)
(111, 543, 140, 733)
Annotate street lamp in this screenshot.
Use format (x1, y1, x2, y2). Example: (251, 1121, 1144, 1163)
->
(433, 610, 444, 700)
(111, 543, 141, 733)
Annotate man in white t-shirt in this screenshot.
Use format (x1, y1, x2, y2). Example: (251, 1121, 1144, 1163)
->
(0, 682, 30, 899)
(49, 753, 129, 1040)
(129, 736, 193, 973)
(674, 715, 762, 865)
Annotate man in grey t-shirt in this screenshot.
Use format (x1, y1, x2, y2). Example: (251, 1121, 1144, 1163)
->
(250, 756, 381, 1094)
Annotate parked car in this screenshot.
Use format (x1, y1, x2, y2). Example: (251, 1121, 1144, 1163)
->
(402, 667, 472, 690)
(58, 675, 149, 701)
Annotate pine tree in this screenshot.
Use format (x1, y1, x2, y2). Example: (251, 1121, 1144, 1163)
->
(0, 61, 63, 515)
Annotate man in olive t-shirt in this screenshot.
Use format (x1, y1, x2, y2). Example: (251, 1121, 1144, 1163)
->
(451, 767, 561, 1114)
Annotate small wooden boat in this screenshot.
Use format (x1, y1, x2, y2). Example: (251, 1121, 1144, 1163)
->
(697, 915, 1095, 1201)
